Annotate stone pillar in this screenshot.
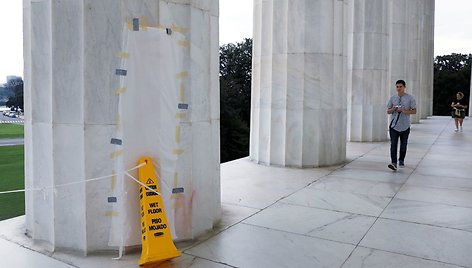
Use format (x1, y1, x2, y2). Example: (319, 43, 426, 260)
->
(407, 0, 421, 123)
(419, 0, 435, 119)
(250, 0, 347, 168)
(470, 67, 472, 117)
(388, 0, 409, 96)
(347, 0, 390, 142)
(24, 0, 219, 254)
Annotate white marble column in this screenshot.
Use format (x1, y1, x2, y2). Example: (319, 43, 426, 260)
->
(347, 0, 390, 142)
(388, 0, 409, 95)
(407, 0, 422, 123)
(419, 0, 435, 119)
(24, 0, 219, 254)
(250, 0, 347, 167)
(470, 67, 472, 117)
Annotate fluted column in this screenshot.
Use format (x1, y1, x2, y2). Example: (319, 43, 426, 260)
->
(347, 0, 390, 142)
(388, 0, 409, 95)
(470, 67, 472, 117)
(24, 0, 219, 253)
(407, 0, 422, 123)
(419, 0, 435, 119)
(250, 0, 347, 167)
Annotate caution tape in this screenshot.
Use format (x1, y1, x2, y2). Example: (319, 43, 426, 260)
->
(0, 162, 161, 196)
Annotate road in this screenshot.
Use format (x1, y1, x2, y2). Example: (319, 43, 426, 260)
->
(0, 138, 24, 146)
(0, 114, 24, 124)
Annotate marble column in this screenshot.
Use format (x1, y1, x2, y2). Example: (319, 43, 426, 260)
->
(407, 0, 422, 123)
(24, 0, 219, 254)
(470, 67, 472, 117)
(250, 0, 347, 168)
(419, 0, 435, 119)
(388, 0, 409, 96)
(347, 0, 390, 142)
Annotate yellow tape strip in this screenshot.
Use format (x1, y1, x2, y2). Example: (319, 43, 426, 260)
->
(178, 40, 190, 47)
(172, 203, 184, 209)
(176, 113, 187, 119)
(171, 24, 188, 34)
(110, 150, 123, 159)
(175, 126, 181, 144)
(140, 16, 148, 31)
(172, 149, 184, 156)
(155, 23, 166, 29)
(115, 87, 128, 94)
(105, 211, 119, 217)
(116, 113, 121, 130)
(116, 51, 130, 59)
(111, 172, 117, 190)
(179, 83, 185, 102)
(176, 71, 188, 79)
(173, 172, 178, 188)
(126, 17, 133, 31)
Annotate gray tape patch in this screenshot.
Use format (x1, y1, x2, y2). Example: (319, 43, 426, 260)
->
(133, 18, 139, 31)
(115, 69, 127, 76)
(172, 187, 184, 194)
(108, 197, 117, 203)
(178, 103, 189, 110)
(166, 28, 172, 35)
(110, 138, 122, 145)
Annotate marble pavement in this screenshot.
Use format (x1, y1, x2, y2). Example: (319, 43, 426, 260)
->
(2, 116, 471, 267)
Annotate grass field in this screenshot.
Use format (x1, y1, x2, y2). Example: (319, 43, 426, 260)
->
(0, 123, 24, 139)
(0, 145, 24, 220)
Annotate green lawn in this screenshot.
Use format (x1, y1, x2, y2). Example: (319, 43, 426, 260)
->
(0, 123, 24, 139)
(0, 145, 25, 220)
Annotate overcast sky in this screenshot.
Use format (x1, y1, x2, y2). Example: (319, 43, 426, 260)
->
(0, 1, 471, 83)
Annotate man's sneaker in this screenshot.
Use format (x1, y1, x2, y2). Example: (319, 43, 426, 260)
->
(455, 128, 459, 132)
(388, 163, 397, 171)
(460, 127, 463, 132)
(399, 162, 405, 168)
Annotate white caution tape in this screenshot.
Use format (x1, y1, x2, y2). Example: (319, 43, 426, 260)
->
(123, 171, 161, 196)
(0, 162, 147, 196)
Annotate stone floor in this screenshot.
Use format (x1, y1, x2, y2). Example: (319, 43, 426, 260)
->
(1, 116, 471, 268)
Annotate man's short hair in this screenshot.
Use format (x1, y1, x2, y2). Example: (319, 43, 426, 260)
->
(396, 80, 406, 87)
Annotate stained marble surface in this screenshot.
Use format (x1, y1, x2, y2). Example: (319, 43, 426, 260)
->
(311, 176, 402, 197)
(359, 219, 472, 267)
(343, 247, 462, 268)
(186, 224, 355, 268)
(381, 199, 472, 231)
(243, 203, 375, 244)
(282, 187, 392, 217)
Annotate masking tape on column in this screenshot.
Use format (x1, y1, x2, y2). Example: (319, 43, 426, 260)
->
(175, 126, 181, 144)
(172, 149, 184, 156)
(179, 83, 185, 102)
(109, 150, 123, 159)
(115, 87, 128, 95)
(105, 211, 120, 217)
(176, 71, 188, 79)
(177, 40, 190, 47)
(175, 113, 187, 119)
(171, 24, 188, 34)
(140, 16, 148, 31)
(116, 52, 130, 59)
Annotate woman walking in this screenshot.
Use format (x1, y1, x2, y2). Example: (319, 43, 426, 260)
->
(451, 92, 468, 132)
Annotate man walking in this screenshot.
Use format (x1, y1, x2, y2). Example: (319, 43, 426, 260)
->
(387, 80, 417, 171)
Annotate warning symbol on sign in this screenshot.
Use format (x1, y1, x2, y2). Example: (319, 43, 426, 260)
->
(146, 178, 155, 185)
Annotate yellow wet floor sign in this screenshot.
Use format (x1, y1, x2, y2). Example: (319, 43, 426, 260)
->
(138, 157, 181, 266)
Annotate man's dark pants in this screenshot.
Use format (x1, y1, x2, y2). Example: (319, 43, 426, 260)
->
(389, 127, 410, 164)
